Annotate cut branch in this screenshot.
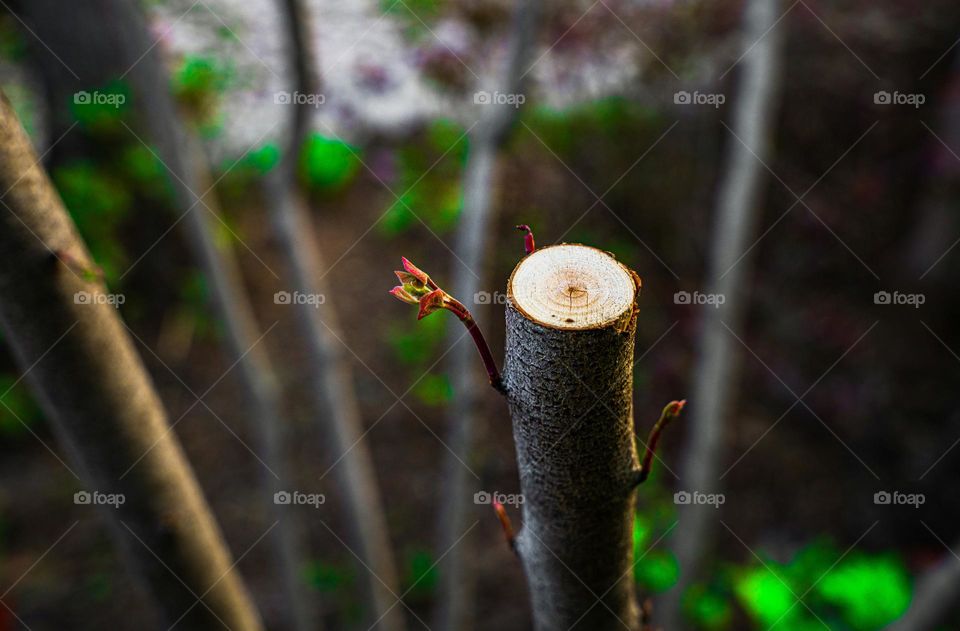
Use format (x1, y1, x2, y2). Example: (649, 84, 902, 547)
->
(504, 244, 644, 630)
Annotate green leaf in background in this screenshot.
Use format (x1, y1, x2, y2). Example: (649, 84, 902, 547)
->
(172, 55, 232, 130)
(634, 549, 679, 593)
(735, 565, 797, 627)
(387, 315, 444, 366)
(815, 554, 911, 630)
(244, 143, 281, 175)
(305, 560, 353, 593)
(300, 133, 361, 192)
(53, 160, 131, 281)
(412, 373, 452, 406)
(69, 80, 130, 131)
(173, 55, 231, 98)
(404, 549, 439, 597)
(381, 119, 467, 236)
(119, 143, 173, 202)
(683, 584, 732, 631)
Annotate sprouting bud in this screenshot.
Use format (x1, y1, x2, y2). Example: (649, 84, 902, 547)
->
(390, 285, 419, 305)
(417, 288, 447, 320)
(664, 400, 686, 417)
(516, 224, 536, 255)
(401, 257, 430, 286)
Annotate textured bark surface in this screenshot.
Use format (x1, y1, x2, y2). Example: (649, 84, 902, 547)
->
(503, 248, 641, 631)
(0, 93, 263, 630)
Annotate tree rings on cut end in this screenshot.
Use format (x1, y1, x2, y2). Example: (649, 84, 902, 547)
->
(507, 244, 638, 330)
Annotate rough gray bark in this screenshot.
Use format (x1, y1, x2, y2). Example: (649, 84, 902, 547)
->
(435, 1, 541, 628)
(885, 544, 960, 631)
(0, 91, 263, 630)
(660, 0, 783, 626)
(263, 1, 404, 629)
(502, 271, 641, 631)
(19, 1, 314, 628)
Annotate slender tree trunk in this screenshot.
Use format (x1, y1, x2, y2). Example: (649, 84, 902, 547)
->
(660, 0, 783, 626)
(0, 91, 264, 630)
(264, 1, 405, 628)
(19, 2, 315, 628)
(502, 244, 643, 631)
(435, 2, 541, 628)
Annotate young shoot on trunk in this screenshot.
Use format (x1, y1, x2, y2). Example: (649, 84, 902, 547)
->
(389, 232, 683, 630)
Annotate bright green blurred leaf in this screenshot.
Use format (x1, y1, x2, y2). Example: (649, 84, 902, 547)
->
(300, 133, 361, 192)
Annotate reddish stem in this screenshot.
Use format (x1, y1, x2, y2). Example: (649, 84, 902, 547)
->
(447, 297, 505, 393)
(493, 501, 516, 551)
(516, 224, 536, 255)
(635, 400, 685, 485)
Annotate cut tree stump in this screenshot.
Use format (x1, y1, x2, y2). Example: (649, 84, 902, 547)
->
(503, 244, 644, 631)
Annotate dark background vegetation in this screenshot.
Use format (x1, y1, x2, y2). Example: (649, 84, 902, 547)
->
(1, 0, 959, 629)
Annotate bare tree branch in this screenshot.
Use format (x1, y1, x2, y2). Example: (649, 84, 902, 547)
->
(659, 0, 785, 627)
(0, 89, 264, 631)
(17, 1, 317, 628)
(265, 1, 405, 629)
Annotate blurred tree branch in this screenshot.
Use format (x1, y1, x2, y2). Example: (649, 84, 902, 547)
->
(264, 0, 405, 629)
(0, 89, 264, 631)
(19, 1, 315, 628)
(659, 0, 785, 627)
